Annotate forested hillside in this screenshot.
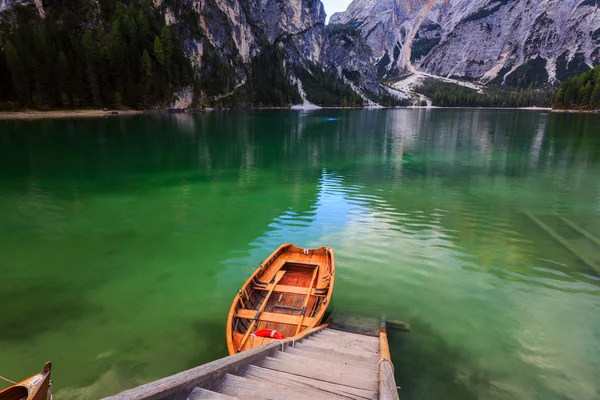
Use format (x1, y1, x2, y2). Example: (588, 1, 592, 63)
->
(0, 0, 382, 110)
(416, 79, 554, 108)
(552, 66, 600, 110)
(0, 0, 193, 110)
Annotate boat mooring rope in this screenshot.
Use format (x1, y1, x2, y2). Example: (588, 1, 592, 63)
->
(0, 374, 16, 385)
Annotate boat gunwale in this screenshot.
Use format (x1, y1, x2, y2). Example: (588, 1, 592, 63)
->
(0, 362, 51, 400)
(226, 244, 335, 355)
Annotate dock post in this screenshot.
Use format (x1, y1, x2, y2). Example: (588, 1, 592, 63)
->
(379, 319, 400, 400)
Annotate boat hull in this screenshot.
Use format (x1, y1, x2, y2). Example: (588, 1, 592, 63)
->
(226, 244, 335, 355)
(0, 362, 51, 400)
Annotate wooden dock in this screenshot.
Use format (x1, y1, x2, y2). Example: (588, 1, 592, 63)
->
(103, 322, 401, 400)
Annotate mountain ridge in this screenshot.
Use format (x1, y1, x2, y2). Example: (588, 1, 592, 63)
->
(330, 0, 600, 88)
(1, 0, 598, 109)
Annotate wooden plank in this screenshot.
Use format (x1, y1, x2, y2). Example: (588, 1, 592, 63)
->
(103, 325, 329, 400)
(317, 330, 380, 345)
(187, 387, 239, 400)
(560, 217, 600, 247)
(378, 361, 397, 400)
(237, 270, 286, 351)
(258, 252, 292, 283)
(325, 328, 380, 340)
(273, 351, 378, 375)
(295, 266, 319, 335)
(379, 322, 399, 400)
(297, 339, 379, 361)
(309, 334, 379, 353)
(524, 211, 600, 274)
(283, 347, 376, 370)
(290, 341, 377, 364)
(235, 309, 319, 327)
(244, 365, 377, 400)
(252, 284, 326, 296)
(259, 356, 379, 391)
(218, 373, 347, 400)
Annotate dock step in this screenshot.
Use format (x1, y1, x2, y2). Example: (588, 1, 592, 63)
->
(313, 330, 380, 349)
(272, 351, 378, 376)
(244, 365, 377, 400)
(258, 355, 379, 391)
(283, 346, 376, 370)
(188, 387, 239, 399)
(297, 338, 379, 361)
(317, 329, 380, 344)
(103, 325, 401, 400)
(218, 373, 347, 399)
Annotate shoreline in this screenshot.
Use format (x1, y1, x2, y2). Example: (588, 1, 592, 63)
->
(0, 109, 147, 120)
(550, 109, 600, 114)
(0, 107, 597, 120)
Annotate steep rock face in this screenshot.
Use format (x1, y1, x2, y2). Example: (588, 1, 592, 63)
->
(322, 25, 380, 95)
(0, 0, 44, 16)
(331, 0, 600, 86)
(158, 0, 326, 61)
(153, 0, 393, 103)
(0, 0, 389, 105)
(154, 0, 327, 83)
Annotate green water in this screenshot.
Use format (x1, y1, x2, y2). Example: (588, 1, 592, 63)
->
(1, 110, 599, 399)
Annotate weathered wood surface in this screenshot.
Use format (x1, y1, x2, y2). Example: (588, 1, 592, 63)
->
(103, 325, 327, 400)
(272, 351, 378, 375)
(299, 338, 380, 359)
(258, 356, 379, 391)
(218, 374, 346, 400)
(378, 322, 400, 400)
(186, 387, 237, 400)
(244, 365, 377, 400)
(319, 328, 380, 344)
(283, 346, 375, 370)
(104, 321, 403, 400)
(317, 330, 380, 348)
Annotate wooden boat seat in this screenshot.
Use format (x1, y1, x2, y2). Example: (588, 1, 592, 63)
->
(251, 284, 327, 297)
(235, 309, 319, 327)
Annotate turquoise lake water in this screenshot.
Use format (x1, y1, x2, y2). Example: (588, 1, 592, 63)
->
(0, 109, 599, 399)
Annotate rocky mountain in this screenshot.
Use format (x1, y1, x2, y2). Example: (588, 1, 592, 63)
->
(0, 0, 394, 108)
(2, 0, 598, 110)
(331, 0, 600, 87)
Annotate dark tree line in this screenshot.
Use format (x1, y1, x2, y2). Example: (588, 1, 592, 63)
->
(295, 65, 364, 107)
(0, 0, 192, 110)
(0, 0, 436, 111)
(416, 79, 554, 108)
(553, 65, 600, 110)
(248, 42, 302, 107)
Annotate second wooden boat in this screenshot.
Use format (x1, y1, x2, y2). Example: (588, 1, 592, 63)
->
(226, 244, 335, 355)
(0, 362, 52, 400)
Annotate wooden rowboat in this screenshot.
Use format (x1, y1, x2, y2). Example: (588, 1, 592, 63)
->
(0, 362, 52, 400)
(227, 244, 335, 355)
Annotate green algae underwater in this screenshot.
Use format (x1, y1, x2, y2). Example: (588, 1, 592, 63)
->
(0, 109, 599, 399)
